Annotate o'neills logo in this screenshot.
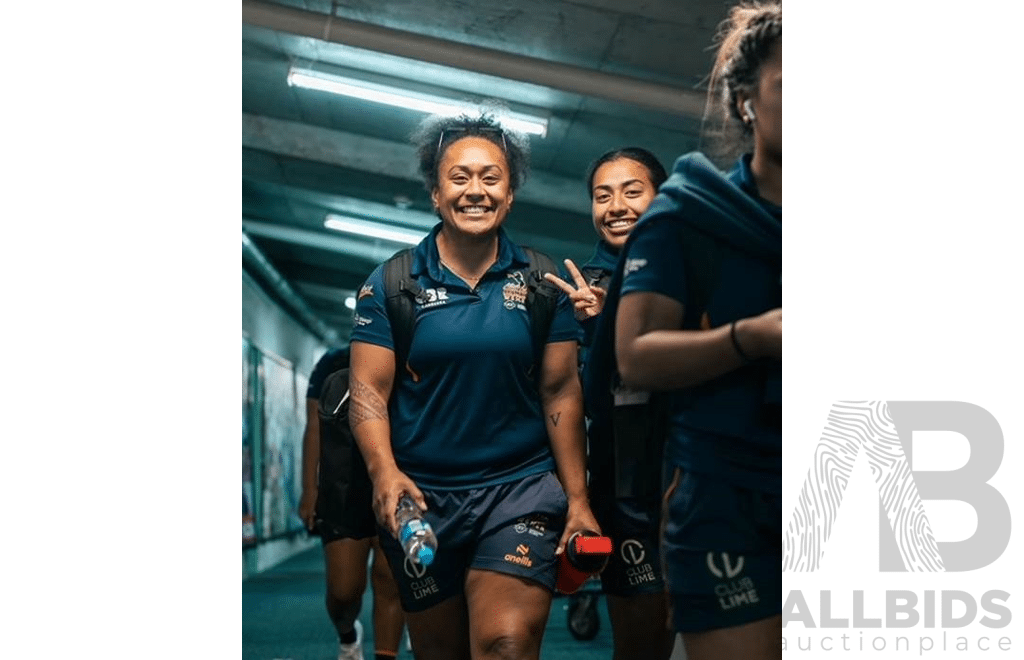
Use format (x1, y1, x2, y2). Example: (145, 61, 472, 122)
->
(503, 272, 528, 310)
(505, 544, 533, 567)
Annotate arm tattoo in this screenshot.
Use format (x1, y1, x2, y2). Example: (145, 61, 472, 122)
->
(349, 377, 389, 429)
(549, 412, 562, 427)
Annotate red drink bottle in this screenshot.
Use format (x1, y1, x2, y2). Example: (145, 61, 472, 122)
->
(555, 530, 612, 594)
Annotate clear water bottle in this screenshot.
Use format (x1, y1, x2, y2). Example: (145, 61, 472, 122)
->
(396, 494, 437, 567)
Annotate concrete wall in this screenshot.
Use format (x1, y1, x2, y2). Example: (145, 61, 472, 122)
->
(242, 270, 332, 579)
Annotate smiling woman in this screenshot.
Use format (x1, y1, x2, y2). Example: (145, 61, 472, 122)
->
(346, 110, 600, 660)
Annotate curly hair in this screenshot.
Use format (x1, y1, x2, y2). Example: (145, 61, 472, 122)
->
(708, 1, 782, 131)
(410, 106, 531, 193)
(585, 147, 668, 198)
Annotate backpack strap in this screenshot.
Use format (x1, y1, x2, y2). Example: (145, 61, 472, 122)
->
(382, 248, 420, 379)
(521, 246, 560, 385)
(580, 265, 612, 294)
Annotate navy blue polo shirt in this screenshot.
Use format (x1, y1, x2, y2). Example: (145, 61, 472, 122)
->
(619, 155, 781, 494)
(583, 240, 619, 275)
(350, 224, 579, 491)
(306, 348, 349, 400)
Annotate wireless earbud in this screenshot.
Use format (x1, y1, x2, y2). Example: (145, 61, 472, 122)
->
(743, 99, 756, 122)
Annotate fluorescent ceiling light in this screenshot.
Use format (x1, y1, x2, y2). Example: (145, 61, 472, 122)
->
(324, 214, 426, 245)
(287, 66, 548, 137)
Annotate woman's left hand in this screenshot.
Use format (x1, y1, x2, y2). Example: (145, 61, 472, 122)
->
(556, 497, 602, 556)
(544, 259, 606, 321)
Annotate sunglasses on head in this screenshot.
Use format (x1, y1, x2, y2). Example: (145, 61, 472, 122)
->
(437, 126, 508, 156)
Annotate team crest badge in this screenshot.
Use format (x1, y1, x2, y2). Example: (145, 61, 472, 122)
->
(502, 272, 528, 310)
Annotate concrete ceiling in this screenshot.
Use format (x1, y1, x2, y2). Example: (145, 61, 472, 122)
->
(242, 0, 732, 343)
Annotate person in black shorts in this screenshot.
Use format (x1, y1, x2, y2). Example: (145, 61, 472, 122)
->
(299, 347, 406, 660)
(613, 3, 782, 659)
(544, 147, 674, 660)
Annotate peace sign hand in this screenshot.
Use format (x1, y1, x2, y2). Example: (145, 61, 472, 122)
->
(543, 259, 606, 321)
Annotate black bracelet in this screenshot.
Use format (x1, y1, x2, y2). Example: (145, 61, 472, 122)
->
(730, 320, 754, 363)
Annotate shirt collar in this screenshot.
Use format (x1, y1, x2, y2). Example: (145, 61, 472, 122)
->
(584, 240, 619, 272)
(411, 223, 529, 281)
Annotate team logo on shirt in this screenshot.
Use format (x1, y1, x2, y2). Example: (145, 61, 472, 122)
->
(624, 258, 648, 275)
(416, 287, 449, 309)
(357, 284, 374, 299)
(502, 272, 528, 310)
(354, 313, 372, 326)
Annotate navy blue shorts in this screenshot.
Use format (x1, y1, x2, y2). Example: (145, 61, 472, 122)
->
(661, 467, 781, 632)
(592, 495, 665, 597)
(377, 471, 568, 612)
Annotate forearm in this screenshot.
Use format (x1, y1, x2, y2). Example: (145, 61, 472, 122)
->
(615, 290, 774, 391)
(301, 429, 320, 490)
(348, 377, 400, 480)
(542, 383, 590, 504)
(300, 400, 320, 490)
(617, 323, 750, 391)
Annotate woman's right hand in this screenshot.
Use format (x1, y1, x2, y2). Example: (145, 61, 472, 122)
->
(736, 307, 782, 360)
(372, 467, 427, 539)
(544, 259, 606, 321)
(298, 486, 318, 532)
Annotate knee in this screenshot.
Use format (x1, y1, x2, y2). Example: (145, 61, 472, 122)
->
(326, 576, 366, 608)
(371, 562, 400, 600)
(478, 630, 539, 660)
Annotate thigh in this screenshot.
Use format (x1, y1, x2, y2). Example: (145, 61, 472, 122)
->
(375, 484, 477, 613)
(404, 594, 472, 660)
(370, 536, 400, 598)
(323, 537, 372, 600)
(605, 593, 675, 660)
(465, 569, 552, 660)
(596, 496, 665, 598)
(682, 614, 782, 660)
(470, 472, 568, 592)
(661, 468, 781, 633)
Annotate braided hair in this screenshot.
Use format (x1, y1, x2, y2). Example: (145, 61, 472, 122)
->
(709, 2, 782, 132)
(700, 2, 781, 162)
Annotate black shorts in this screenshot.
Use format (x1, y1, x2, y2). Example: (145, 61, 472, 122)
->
(314, 492, 376, 543)
(661, 467, 781, 633)
(591, 495, 665, 597)
(377, 471, 568, 612)
(313, 431, 376, 543)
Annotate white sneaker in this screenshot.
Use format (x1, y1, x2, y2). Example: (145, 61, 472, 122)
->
(337, 620, 363, 660)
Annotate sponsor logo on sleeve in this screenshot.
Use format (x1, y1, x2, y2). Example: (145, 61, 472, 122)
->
(624, 258, 648, 275)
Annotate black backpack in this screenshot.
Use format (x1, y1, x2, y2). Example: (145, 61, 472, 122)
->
(314, 246, 561, 538)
